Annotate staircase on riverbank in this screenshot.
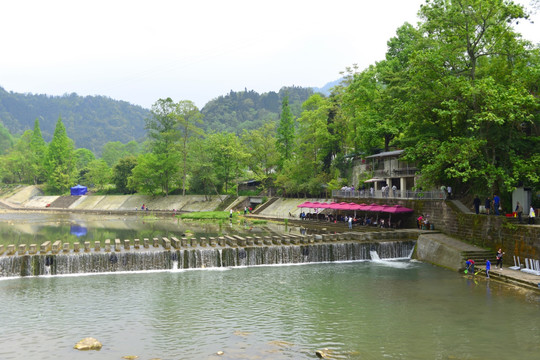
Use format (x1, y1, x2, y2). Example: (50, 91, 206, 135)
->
(48, 196, 82, 209)
(461, 249, 497, 265)
(252, 197, 279, 214)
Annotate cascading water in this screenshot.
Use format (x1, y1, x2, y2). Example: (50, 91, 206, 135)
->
(0, 240, 416, 278)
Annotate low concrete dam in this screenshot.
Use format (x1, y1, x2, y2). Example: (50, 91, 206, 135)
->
(0, 230, 417, 277)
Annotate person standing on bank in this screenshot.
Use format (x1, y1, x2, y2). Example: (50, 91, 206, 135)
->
(493, 194, 501, 215)
(496, 249, 504, 270)
(473, 195, 481, 215)
(485, 258, 491, 278)
(515, 201, 523, 223)
(485, 197, 491, 215)
(529, 206, 536, 224)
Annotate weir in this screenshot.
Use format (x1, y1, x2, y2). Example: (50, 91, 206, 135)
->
(0, 231, 418, 278)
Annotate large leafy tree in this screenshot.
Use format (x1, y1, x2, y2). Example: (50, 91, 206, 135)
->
(396, 0, 539, 195)
(175, 100, 204, 196)
(44, 117, 76, 194)
(142, 98, 183, 196)
(204, 132, 247, 194)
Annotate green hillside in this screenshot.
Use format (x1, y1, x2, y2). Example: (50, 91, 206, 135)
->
(0, 87, 149, 154)
(200, 86, 314, 133)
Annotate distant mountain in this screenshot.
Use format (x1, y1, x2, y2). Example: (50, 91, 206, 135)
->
(312, 78, 343, 96)
(0, 82, 335, 153)
(0, 87, 149, 154)
(200, 86, 314, 133)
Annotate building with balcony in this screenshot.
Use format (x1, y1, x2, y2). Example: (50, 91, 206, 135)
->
(352, 150, 418, 192)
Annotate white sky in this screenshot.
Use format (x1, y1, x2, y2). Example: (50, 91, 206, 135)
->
(0, 0, 538, 109)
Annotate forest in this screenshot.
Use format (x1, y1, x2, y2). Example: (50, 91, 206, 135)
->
(0, 0, 538, 209)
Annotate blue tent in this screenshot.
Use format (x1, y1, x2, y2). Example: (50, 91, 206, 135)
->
(70, 184, 88, 196)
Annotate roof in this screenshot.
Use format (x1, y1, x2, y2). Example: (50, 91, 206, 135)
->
(365, 150, 404, 159)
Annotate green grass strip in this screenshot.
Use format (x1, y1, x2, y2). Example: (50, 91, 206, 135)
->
(180, 211, 232, 220)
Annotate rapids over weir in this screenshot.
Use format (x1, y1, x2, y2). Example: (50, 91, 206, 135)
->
(0, 230, 417, 278)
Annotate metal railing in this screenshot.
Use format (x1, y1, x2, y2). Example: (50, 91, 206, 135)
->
(332, 189, 447, 200)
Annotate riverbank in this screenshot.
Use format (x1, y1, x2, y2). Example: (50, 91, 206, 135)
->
(1, 186, 539, 292)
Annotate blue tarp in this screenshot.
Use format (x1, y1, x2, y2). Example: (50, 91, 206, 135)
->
(70, 184, 88, 196)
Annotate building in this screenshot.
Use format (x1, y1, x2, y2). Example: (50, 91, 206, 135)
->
(353, 150, 418, 191)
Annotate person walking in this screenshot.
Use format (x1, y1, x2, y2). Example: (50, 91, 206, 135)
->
(485, 259, 491, 278)
(515, 201, 523, 223)
(348, 216, 353, 229)
(473, 195, 481, 215)
(529, 206, 536, 224)
(493, 194, 501, 215)
(496, 249, 504, 270)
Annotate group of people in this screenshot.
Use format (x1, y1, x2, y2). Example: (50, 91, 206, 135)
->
(472, 194, 501, 215)
(465, 248, 505, 279)
(416, 214, 431, 229)
(298, 212, 401, 228)
(472, 195, 536, 224)
(380, 184, 398, 198)
(514, 202, 536, 224)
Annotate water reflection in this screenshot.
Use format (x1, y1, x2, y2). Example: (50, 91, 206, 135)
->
(0, 212, 312, 247)
(69, 225, 87, 237)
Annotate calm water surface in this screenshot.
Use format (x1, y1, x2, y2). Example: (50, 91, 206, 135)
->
(0, 212, 302, 247)
(1, 261, 539, 360)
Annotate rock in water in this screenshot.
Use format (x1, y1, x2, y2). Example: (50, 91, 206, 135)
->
(315, 349, 327, 358)
(74, 337, 102, 351)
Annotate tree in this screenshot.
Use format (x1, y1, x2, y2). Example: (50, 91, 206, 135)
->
(0, 122, 14, 155)
(204, 132, 247, 194)
(145, 98, 183, 195)
(396, 0, 538, 195)
(175, 100, 204, 196)
(188, 138, 221, 196)
(44, 117, 76, 194)
(85, 159, 111, 191)
(75, 148, 96, 170)
(129, 153, 163, 195)
(112, 156, 137, 194)
(29, 118, 48, 184)
(276, 95, 295, 168)
(241, 122, 279, 192)
(101, 140, 141, 167)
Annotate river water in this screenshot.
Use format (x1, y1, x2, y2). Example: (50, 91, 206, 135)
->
(1, 260, 539, 360)
(0, 212, 539, 359)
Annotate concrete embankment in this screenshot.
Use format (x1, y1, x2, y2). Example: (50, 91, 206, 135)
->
(1, 185, 229, 214)
(416, 232, 540, 291)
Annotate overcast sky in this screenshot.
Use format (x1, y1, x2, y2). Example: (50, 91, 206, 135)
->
(1, 0, 538, 109)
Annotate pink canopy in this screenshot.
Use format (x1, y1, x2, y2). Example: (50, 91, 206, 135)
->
(362, 203, 384, 212)
(381, 204, 414, 213)
(297, 201, 413, 213)
(297, 201, 313, 208)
